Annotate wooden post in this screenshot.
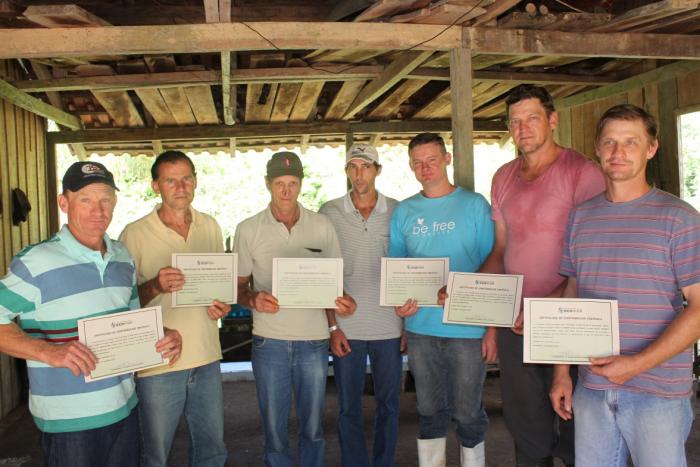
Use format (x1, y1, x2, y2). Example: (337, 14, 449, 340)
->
(449, 47, 474, 191)
(45, 139, 59, 235)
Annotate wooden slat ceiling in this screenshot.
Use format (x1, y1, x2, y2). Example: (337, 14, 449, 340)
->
(1, 0, 699, 154)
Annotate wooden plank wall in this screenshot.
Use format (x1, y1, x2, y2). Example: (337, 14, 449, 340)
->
(556, 69, 700, 197)
(0, 59, 49, 419)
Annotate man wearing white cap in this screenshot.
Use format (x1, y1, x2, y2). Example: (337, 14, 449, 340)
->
(320, 144, 402, 467)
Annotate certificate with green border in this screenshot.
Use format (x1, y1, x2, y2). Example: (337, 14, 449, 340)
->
(524, 298, 620, 364)
(78, 306, 167, 382)
(272, 257, 344, 308)
(172, 253, 237, 307)
(380, 258, 449, 307)
(442, 272, 523, 327)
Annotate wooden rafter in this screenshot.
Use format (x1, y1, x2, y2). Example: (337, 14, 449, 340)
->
(367, 79, 428, 120)
(0, 78, 81, 129)
(555, 60, 700, 109)
(344, 50, 433, 119)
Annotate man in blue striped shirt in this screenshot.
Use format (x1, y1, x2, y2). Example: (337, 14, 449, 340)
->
(550, 105, 700, 467)
(0, 161, 182, 467)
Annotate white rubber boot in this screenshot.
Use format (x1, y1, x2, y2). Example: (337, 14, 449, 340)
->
(460, 441, 485, 467)
(417, 437, 447, 467)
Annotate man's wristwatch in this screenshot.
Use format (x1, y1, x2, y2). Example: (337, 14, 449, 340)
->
(328, 324, 340, 333)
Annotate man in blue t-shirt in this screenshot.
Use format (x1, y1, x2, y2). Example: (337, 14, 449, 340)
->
(389, 133, 495, 466)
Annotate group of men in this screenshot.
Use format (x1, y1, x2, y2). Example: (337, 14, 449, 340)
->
(0, 83, 697, 467)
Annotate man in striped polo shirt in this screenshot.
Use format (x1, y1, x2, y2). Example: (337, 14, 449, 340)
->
(550, 104, 700, 466)
(0, 161, 182, 467)
(319, 143, 402, 467)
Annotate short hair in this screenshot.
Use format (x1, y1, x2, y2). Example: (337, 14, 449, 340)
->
(151, 150, 196, 180)
(595, 104, 658, 144)
(505, 84, 556, 117)
(408, 133, 447, 154)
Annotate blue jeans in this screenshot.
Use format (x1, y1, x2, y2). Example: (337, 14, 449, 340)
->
(137, 361, 227, 467)
(406, 332, 488, 447)
(573, 384, 693, 467)
(252, 335, 329, 467)
(333, 338, 402, 467)
(41, 407, 140, 467)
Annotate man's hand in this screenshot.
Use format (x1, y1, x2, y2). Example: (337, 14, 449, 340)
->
(549, 366, 574, 420)
(154, 267, 185, 294)
(330, 328, 351, 357)
(156, 328, 183, 366)
(437, 286, 448, 306)
(395, 298, 418, 318)
(589, 354, 642, 385)
(335, 294, 357, 316)
(44, 341, 97, 377)
(482, 327, 498, 363)
(511, 311, 524, 335)
(207, 300, 231, 320)
(253, 291, 280, 313)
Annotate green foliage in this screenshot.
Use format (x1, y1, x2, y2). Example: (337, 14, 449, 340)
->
(56, 142, 515, 240)
(680, 111, 700, 208)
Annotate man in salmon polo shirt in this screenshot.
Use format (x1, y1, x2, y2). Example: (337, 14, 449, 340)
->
(120, 151, 229, 467)
(480, 85, 605, 467)
(550, 104, 700, 467)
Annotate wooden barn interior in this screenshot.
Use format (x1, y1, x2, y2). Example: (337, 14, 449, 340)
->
(0, 0, 699, 422)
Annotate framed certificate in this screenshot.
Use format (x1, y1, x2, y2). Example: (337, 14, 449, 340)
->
(442, 272, 523, 327)
(272, 257, 343, 309)
(172, 253, 237, 307)
(523, 298, 620, 364)
(380, 258, 449, 307)
(78, 306, 168, 382)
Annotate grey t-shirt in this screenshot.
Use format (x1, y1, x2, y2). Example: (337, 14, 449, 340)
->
(320, 192, 402, 340)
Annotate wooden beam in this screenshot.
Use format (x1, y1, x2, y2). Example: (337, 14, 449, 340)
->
(152, 140, 163, 156)
(450, 47, 474, 191)
(0, 78, 81, 129)
(368, 79, 429, 120)
(325, 81, 366, 120)
(203, 0, 219, 23)
(183, 86, 219, 124)
(289, 82, 324, 122)
(160, 87, 197, 125)
(590, 0, 698, 33)
(47, 119, 506, 144)
(270, 83, 302, 122)
(0, 23, 462, 59)
(221, 51, 234, 125)
(14, 66, 619, 94)
(0, 23, 698, 60)
(465, 27, 700, 60)
(470, 0, 523, 26)
(413, 87, 451, 119)
(93, 90, 144, 127)
(555, 60, 700, 109)
(23, 4, 111, 28)
(219, 0, 231, 22)
(228, 137, 236, 157)
(344, 50, 433, 119)
(135, 88, 177, 125)
(14, 66, 382, 93)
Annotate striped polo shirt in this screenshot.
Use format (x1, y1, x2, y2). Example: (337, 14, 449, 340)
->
(560, 188, 700, 398)
(0, 225, 139, 432)
(319, 191, 402, 340)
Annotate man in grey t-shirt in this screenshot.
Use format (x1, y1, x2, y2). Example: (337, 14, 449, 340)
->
(319, 144, 403, 467)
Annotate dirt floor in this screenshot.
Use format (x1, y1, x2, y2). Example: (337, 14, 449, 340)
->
(0, 373, 698, 466)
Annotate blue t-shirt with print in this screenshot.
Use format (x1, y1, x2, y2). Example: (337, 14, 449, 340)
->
(389, 187, 494, 338)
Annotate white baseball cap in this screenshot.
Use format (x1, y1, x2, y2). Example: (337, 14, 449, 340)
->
(346, 143, 379, 165)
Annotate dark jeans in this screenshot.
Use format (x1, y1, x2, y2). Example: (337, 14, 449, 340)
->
(498, 329, 576, 465)
(333, 338, 402, 467)
(407, 332, 488, 448)
(40, 407, 140, 467)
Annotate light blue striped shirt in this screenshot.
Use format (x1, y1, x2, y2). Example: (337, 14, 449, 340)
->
(0, 225, 139, 432)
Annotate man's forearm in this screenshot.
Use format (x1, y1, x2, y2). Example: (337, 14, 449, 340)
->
(138, 278, 161, 307)
(326, 309, 337, 327)
(0, 323, 53, 364)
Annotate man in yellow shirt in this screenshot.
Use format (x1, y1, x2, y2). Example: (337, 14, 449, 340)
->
(120, 151, 229, 467)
